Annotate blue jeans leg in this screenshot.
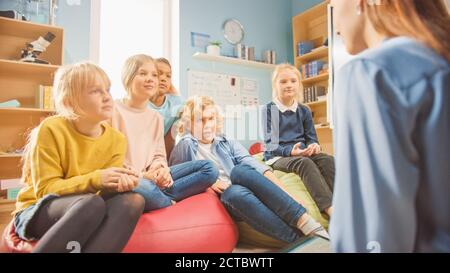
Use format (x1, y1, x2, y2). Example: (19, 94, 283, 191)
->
(133, 178, 172, 212)
(221, 185, 302, 243)
(163, 160, 218, 201)
(230, 164, 306, 227)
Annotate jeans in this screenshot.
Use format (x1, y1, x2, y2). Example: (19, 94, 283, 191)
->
(272, 153, 335, 212)
(133, 160, 218, 212)
(220, 164, 307, 243)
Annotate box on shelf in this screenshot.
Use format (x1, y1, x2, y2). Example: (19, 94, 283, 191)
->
(0, 178, 22, 190)
(7, 188, 20, 200)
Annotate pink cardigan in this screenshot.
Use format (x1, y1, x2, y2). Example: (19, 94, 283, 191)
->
(110, 99, 167, 172)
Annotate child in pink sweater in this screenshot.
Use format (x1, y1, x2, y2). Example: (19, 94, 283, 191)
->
(110, 54, 218, 211)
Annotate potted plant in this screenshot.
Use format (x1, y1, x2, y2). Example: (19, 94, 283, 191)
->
(207, 41, 221, 56)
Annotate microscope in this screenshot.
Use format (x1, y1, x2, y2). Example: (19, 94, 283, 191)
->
(20, 32, 56, 64)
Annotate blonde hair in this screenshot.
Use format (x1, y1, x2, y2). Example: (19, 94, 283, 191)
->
(53, 61, 110, 120)
(271, 63, 303, 100)
(121, 54, 155, 93)
(21, 61, 110, 183)
(178, 96, 224, 136)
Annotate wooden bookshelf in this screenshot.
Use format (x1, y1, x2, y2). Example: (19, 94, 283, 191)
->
(296, 46, 328, 63)
(0, 17, 63, 229)
(305, 99, 326, 107)
(0, 199, 16, 236)
(301, 72, 329, 84)
(0, 107, 55, 115)
(293, 1, 333, 155)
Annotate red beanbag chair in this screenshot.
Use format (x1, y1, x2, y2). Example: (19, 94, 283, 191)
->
(123, 190, 238, 253)
(1, 190, 238, 253)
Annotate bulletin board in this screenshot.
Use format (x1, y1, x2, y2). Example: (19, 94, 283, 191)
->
(187, 70, 260, 117)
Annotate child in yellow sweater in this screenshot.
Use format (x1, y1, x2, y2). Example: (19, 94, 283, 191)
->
(13, 62, 144, 253)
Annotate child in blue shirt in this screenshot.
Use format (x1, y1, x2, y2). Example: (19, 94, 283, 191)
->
(261, 64, 335, 218)
(148, 58, 183, 158)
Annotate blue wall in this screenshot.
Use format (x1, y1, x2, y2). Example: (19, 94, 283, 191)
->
(291, 0, 324, 17)
(56, 0, 91, 64)
(179, 0, 292, 147)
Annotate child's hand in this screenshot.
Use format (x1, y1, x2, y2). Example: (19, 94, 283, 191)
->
(116, 173, 139, 192)
(307, 143, 321, 155)
(123, 164, 140, 177)
(211, 180, 230, 194)
(291, 143, 313, 157)
(154, 166, 173, 189)
(100, 167, 138, 191)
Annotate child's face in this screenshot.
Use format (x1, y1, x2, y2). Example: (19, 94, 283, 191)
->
(156, 61, 172, 95)
(192, 106, 217, 144)
(130, 61, 159, 101)
(78, 73, 113, 122)
(276, 69, 299, 102)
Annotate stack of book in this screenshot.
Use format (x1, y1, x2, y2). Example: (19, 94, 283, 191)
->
(297, 41, 314, 56)
(303, 86, 326, 103)
(301, 60, 325, 79)
(236, 44, 255, 61)
(36, 85, 54, 110)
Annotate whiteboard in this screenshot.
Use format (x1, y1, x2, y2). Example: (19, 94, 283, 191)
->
(187, 70, 260, 117)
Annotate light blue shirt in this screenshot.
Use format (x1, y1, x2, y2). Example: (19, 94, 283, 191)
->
(330, 37, 450, 252)
(148, 95, 183, 135)
(169, 134, 271, 176)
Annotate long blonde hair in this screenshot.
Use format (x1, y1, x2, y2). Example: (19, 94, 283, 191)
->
(364, 0, 450, 62)
(21, 61, 111, 183)
(178, 96, 224, 136)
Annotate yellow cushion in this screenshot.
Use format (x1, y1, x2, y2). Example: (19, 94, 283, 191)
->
(236, 153, 329, 248)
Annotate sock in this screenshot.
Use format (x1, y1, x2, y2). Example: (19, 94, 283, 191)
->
(297, 214, 330, 240)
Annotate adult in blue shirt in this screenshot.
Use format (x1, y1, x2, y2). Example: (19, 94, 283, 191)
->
(329, 0, 450, 252)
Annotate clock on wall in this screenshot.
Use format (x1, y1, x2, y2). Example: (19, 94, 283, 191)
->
(223, 19, 244, 45)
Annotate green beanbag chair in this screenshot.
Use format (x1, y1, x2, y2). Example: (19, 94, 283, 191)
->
(236, 153, 329, 249)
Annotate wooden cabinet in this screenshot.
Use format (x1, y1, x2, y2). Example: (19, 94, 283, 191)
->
(0, 16, 63, 229)
(292, 1, 333, 155)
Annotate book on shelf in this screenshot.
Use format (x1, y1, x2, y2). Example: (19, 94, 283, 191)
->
(297, 41, 314, 56)
(300, 60, 325, 79)
(303, 86, 327, 103)
(0, 178, 22, 190)
(36, 85, 54, 110)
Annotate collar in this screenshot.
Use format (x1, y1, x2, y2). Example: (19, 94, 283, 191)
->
(273, 97, 298, 113)
(180, 133, 227, 146)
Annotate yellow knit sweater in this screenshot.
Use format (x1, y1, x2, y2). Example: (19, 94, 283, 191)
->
(13, 116, 127, 215)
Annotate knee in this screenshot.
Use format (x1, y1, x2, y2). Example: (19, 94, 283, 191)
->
(295, 157, 317, 171)
(229, 164, 254, 184)
(118, 193, 145, 219)
(199, 160, 219, 185)
(75, 194, 106, 220)
(324, 155, 335, 166)
(220, 185, 250, 204)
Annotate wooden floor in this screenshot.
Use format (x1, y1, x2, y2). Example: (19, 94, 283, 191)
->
(232, 242, 280, 253)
